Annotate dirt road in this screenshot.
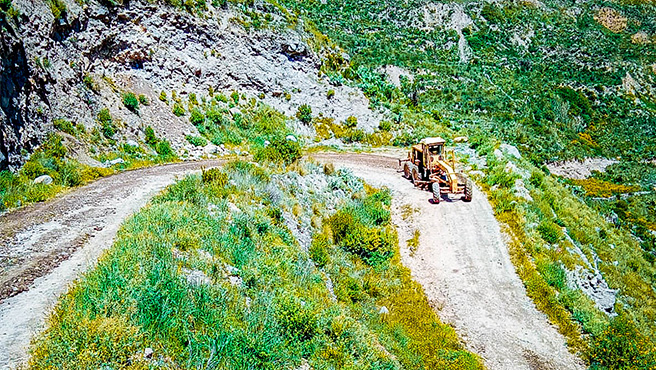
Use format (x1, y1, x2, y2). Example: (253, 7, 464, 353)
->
(0, 154, 583, 369)
(0, 160, 222, 368)
(314, 153, 584, 370)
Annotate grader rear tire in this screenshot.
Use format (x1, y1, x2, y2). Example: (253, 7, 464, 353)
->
(464, 179, 473, 202)
(412, 168, 420, 185)
(432, 182, 441, 203)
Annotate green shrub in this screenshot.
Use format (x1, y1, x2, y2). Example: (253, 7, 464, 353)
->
(201, 167, 228, 185)
(21, 158, 52, 180)
(122, 92, 139, 112)
(529, 170, 544, 188)
(83, 74, 99, 92)
(345, 115, 358, 128)
(47, 0, 66, 19)
(276, 295, 317, 341)
(138, 94, 149, 106)
(255, 137, 302, 165)
(378, 120, 392, 132)
(185, 135, 207, 147)
(144, 126, 158, 145)
(329, 192, 396, 266)
(230, 90, 240, 105)
(41, 134, 67, 159)
(296, 104, 312, 124)
(215, 93, 228, 103)
(190, 109, 205, 126)
(537, 261, 566, 290)
(326, 89, 335, 99)
(53, 119, 75, 136)
(159, 91, 168, 103)
(309, 234, 330, 268)
(97, 108, 111, 126)
(556, 86, 592, 120)
(172, 103, 185, 116)
(537, 220, 564, 244)
(188, 93, 199, 106)
(155, 140, 174, 158)
(97, 108, 115, 138)
(342, 128, 365, 143)
(57, 160, 82, 187)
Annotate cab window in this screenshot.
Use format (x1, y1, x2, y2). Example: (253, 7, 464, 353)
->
(428, 145, 442, 155)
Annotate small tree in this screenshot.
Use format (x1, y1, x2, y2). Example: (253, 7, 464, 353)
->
(296, 104, 312, 124)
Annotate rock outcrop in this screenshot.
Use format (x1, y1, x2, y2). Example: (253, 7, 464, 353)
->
(0, 0, 382, 170)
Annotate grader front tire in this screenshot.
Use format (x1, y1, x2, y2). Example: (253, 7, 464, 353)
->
(464, 179, 473, 202)
(432, 182, 441, 203)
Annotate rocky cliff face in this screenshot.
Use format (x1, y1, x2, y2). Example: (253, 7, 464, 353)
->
(0, 0, 381, 170)
(0, 14, 49, 170)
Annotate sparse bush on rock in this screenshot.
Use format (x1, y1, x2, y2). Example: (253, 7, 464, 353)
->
(122, 92, 139, 112)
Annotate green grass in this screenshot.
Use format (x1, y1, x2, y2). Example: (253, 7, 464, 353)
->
(279, 0, 656, 163)
(479, 138, 656, 366)
(0, 134, 114, 212)
(28, 160, 483, 369)
(1, 121, 180, 213)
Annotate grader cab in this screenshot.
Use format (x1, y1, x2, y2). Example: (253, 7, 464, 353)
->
(399, 137, 472, 203)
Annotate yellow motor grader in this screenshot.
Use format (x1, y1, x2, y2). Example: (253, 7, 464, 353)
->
(399, 137, 472, 203)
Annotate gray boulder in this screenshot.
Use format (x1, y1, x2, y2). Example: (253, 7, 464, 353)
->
(33, 175, 53, 185)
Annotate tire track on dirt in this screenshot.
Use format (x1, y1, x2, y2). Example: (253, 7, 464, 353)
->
(1, 154, 584, 370)
(313, 153, 584, 370)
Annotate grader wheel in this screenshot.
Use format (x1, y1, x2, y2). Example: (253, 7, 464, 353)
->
(432, 182, 441, 203)
(403, 163, 411, 179)
(412, 168, 421, 185)
(464, 179, 473, 202)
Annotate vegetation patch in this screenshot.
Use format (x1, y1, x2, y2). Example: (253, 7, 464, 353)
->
(122, 92, 139, 113)
(569, 178, 640, 198)
(479, 137, 656, 365)
(0, 134, 113, 211)
(27, 161, 483, 369)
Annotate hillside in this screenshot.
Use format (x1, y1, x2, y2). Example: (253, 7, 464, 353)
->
(0, 0, 655, 369)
